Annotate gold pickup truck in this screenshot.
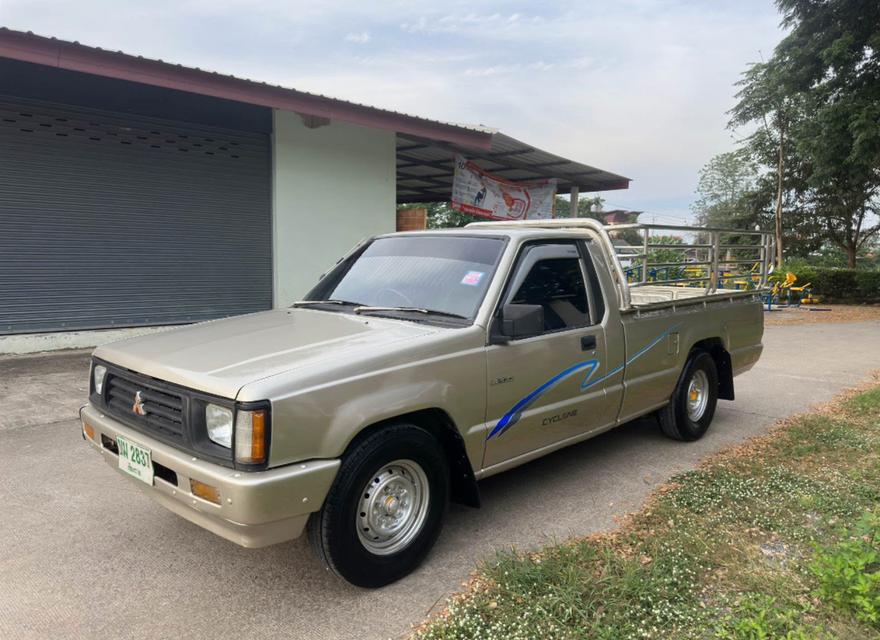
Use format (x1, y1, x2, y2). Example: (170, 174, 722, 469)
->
(80, 219, 770, 587)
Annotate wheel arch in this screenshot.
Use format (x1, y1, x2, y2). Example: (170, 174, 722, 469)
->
(690, 337, 734, 401)
(343, 409, 481, 508)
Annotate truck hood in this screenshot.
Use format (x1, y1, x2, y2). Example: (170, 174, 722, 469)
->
(93, 308, 439, 398)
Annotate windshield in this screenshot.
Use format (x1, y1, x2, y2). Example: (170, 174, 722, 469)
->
(307, 235, 506, 320)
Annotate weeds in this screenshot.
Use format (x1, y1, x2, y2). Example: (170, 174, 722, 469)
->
(811, 510, 880, 627)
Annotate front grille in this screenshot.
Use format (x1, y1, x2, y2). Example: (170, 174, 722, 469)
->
(92, 358, 238, 468)
(105, 372, 186, 440)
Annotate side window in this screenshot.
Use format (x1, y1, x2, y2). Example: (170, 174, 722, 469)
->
(509, 249, 590, 333)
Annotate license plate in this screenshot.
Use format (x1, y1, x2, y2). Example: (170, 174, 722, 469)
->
(116, 435, 154, 486)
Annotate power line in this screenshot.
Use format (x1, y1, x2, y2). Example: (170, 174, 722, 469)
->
(600, 201, 693, 223)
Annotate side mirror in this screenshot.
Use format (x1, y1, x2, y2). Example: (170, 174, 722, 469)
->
(495, 303, 544, 341)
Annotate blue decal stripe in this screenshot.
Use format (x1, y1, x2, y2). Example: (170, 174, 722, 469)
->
(487, 359, 598, 440)
(576, 324, 680, 394)
(624, 323, 680, 366)
(487, 324, 681, 440)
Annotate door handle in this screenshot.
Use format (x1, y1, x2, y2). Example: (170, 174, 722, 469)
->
(580, 335, 597, 351)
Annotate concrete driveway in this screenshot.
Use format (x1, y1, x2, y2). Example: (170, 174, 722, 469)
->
(1, 320, 879, 640)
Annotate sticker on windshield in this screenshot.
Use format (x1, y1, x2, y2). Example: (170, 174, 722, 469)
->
(461, 271, 484, 286)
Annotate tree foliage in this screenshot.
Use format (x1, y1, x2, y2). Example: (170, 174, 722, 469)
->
(553, 194, 605, 219)
(401, 194, 607, 230)
(727, 0, 880, 268)
(691, 150, 759, 228)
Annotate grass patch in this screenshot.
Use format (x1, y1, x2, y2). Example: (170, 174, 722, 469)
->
(416, 381, 880, 640)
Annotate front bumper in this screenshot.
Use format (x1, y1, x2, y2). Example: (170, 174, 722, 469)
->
(80, 403, 340, 548)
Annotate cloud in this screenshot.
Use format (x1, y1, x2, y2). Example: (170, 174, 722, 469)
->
(344, 30, 370, 44)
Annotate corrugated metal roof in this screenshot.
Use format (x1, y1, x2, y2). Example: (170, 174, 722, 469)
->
(396, 132, 630, 202)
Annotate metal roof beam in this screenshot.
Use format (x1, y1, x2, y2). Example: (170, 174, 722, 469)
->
(397, 170, 452, 188)
(396, 153, 454, 171)
(398, 134, 597, 186)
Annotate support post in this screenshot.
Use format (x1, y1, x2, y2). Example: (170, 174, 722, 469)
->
(569, 185, 579, 218)
(709, 231, 720, 294)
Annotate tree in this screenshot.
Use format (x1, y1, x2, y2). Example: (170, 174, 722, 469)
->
(775, 0, 880, 267)
(553, 194, 605, 218)
(691, 146, 824, 258)
(691, 150, 758, 229)
(729, 61, 805, 265)
(730, 0, 880, 268)
(647, 235, 686, 265)
(396, 202, 482, 228)
(403, 193, 607, 229)
(797, 94, 880, 267)
(423, 202, 482, 229)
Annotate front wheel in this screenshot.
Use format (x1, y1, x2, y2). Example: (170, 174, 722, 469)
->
(307, 423, 449, 587)
(657, 350, 718, 441)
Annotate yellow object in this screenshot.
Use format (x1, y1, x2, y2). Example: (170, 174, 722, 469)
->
(190, 478, 221, 504)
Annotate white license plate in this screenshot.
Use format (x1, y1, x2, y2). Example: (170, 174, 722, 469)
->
(116, 435, 154, 486)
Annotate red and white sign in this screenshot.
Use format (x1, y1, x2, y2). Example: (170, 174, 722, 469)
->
(451, 155, 557, 220)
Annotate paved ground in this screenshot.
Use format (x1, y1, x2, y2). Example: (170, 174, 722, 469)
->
(2, 320, 879, 640)
(763, 303, 880, 327)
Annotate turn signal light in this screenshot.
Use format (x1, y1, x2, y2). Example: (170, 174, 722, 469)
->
(83, 423, 96, 441)
(190, 479, 221, 505)
(235, 409, 267, 465)
(250, 410, 267, 463)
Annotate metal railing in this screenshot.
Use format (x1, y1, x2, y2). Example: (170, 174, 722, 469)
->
(606, 223, 774, 296)
(466, 218, 775, 309)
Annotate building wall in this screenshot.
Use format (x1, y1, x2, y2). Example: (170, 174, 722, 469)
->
(272, 110, 396, 306)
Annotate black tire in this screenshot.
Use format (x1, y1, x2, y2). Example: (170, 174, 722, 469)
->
(307, 423, 449, 588)
(658, 350, 718, 441)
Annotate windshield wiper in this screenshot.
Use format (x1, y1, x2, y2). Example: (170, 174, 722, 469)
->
(291, 299, 359, 308)
(353, 306, 467, 320)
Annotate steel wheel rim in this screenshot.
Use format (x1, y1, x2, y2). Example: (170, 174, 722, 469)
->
(686, 369, 710, 421)
(356, 459, 430, 556)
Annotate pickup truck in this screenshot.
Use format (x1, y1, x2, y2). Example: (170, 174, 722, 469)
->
(80, 219, 769, 587)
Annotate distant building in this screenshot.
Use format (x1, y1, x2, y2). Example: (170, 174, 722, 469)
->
(601, 210, 641, 225)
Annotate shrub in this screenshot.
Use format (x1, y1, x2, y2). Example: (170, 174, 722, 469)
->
(781, 265, 880, 303)
(855, 270, 880, 301)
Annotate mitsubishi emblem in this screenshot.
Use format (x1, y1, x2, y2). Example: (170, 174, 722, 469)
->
(132, 391, 147, 416)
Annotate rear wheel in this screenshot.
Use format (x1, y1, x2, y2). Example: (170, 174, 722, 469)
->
(658, 350, 718, 441)
(307, 423, 449, 587)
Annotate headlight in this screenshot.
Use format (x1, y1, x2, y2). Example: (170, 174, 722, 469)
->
(205, 404, 233, 448)
(235, 408, 268, 465)
(93, 364, 107, 394)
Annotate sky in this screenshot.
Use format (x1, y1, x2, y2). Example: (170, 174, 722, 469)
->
(1, 0, 786, 224)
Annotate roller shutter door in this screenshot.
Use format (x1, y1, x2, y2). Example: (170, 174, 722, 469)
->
(0, 97, 272, 334)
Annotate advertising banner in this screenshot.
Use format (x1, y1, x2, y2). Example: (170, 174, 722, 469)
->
(451, 155, 557, 220)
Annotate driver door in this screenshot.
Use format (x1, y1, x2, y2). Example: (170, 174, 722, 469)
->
(483, 241, 609, 468)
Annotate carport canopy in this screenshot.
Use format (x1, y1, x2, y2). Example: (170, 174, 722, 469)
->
(396, 132, 629, 204)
